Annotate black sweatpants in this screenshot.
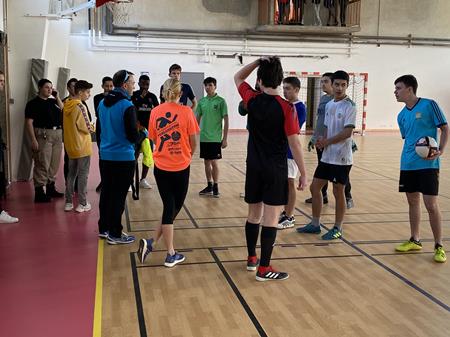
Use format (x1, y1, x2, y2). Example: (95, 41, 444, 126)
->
(98, 159, 135, 238)
(154, 165, 190, 224)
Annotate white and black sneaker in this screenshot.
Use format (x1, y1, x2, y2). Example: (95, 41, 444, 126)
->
(256, 266, 289, 282)
(277, 215, 295, 229)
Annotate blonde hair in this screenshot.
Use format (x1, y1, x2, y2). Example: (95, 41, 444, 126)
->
(162, 78, 182, 102)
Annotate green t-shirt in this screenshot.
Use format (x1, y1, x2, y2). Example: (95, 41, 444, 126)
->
(197, 94, 228, 142)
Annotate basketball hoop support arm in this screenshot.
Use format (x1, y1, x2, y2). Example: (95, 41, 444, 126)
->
(58, 0, 96, 17)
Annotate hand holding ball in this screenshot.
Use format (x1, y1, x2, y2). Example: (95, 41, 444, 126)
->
(415, 136, 439, 159)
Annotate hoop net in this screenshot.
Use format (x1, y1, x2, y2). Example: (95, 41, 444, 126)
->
(105, 0, 133, 26)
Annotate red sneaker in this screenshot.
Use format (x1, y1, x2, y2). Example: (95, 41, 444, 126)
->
(247, 256, 259, 271)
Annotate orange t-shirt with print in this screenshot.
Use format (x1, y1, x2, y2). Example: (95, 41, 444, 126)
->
(149, 102, 199, 172)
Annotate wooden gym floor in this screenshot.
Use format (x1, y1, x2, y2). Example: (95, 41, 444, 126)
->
(100, 132, 450, 337)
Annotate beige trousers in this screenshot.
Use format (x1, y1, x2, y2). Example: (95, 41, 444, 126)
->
(32, 128, 63, 187)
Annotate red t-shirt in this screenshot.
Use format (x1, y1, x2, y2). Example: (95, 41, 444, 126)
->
(149, 102, 199, 171)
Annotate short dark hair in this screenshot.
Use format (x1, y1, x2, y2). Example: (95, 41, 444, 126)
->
(0, 70, 4, 76)
(67, 78, 78, 87)
(257, 56, 283, 89)
(169, 64, 182, 73)
(322, 72, 334, 79)
(102, 76, 113, 85)
(139, 74, 150, 82)
(282, 76, 301, 89)
(38, 79, 52, 88)
(74, 80, 93, 94)
(112, 70, 134, 87)
(394, 74, 418, 94)
(332, 70, 350, 84)
(203, 77, 217, 86)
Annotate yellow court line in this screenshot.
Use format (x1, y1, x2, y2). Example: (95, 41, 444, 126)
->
(93, 239, 105, 337)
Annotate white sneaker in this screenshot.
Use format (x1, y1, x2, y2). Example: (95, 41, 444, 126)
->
(139, 179, 152, 189)
(128, 185, 132, 192)
(75, 202, 92, 213)
(64, 203, 74, 212)
(0, 210, 19, 223)
(277, 216, 295, 230)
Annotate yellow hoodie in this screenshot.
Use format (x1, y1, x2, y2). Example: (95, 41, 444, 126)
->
(63, 98, 93, 159)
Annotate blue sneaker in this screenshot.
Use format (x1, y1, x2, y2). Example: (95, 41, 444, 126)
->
(164, 252, 186, 268)
(98, 231, 109, 239)
(296, 223, 321, 234)
(107, 233, 136, 245)
(321, 227, 342, 240)
(137, 238, 154, 264)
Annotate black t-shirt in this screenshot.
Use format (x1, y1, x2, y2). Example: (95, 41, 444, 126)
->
(238, 82, 300, 169)
(131, 90, 159, 128)
(25, 96, 62, 128)
(159, 83, 195, 106)
(93, 93, 107, 118)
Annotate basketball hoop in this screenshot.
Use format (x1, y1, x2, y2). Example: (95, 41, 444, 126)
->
(105, 0, 133, 26)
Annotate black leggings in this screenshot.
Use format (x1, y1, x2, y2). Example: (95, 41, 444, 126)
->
(154, 165, 190, 224)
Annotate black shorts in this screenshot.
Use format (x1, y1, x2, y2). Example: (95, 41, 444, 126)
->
(399, 169, 439, 195)
(245, 163, 288, 206)
(200, 142, 222, 160)
(314, 162, 352, 185)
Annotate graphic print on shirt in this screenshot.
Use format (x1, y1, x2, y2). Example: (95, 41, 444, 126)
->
(156, 111, 180, 153)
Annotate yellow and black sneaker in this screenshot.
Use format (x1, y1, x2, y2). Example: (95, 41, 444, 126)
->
(395, 238, 422, 252)
(434, 245, 447, 263)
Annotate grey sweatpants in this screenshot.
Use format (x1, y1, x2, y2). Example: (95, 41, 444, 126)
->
(65, 156, 91, 205)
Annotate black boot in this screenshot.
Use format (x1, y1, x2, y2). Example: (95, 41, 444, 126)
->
(35, 186, 51, 203)
(46, 182, 64, 198)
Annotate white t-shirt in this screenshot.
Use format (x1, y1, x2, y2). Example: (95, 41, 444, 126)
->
(321, 97, 357, 166)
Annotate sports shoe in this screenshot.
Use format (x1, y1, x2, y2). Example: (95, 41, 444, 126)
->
(139, 179, 152, 189)
(277, 215, 295, 229)
(75, 202, 92, 213)
(107, 233, 136, 245)
(305, 196, 328, 204)
(98, 231, 109, 239)
(346, 198, 354, 209)
(64, 203, 74, 212)
(213, 184, 220, 198)
(296, 222, 321, 234)
(395, 239, 422, 252)
(199, 185, 213, 196)
(321, 226, 342, 240)
(256, 266, 289, 282)
(278, 210, 286, 222)
(137, 238, 154, 264)
(434, 246, 447, 263)
(247, 256, 259, 271)
(0, 210, 19, 223)
(164, 252, 186, 267)
(46, 182, 64, 198)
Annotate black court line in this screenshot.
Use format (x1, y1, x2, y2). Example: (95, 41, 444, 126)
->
(136, 253, 363, 269)
(229, 163, 246, 175)
(130, 253, 148, 337)
(353, 238, 450, 245)
(182, 204, 199, 228)
(138, 241, 343, 253)
(124, 202, 131, 232)
(209, 248, 268, 337)
(296, 207, 450, 312)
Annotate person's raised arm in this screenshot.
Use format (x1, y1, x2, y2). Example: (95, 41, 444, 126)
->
(234, 59, 260, 88)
